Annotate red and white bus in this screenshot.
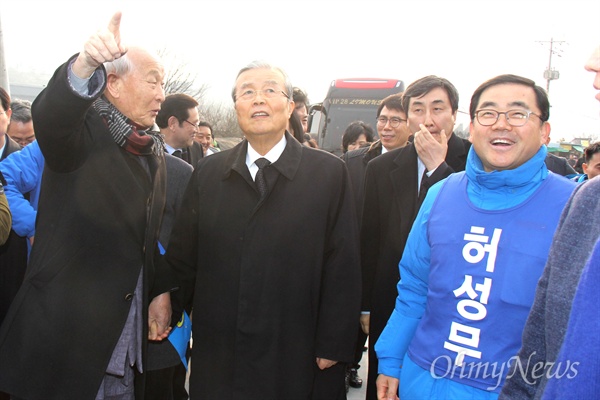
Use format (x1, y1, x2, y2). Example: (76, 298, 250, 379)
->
(309, 78, 404, 156)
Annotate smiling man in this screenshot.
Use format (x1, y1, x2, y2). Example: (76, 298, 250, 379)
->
(164, 60, 361, 399)
(156, 93, 204, 167)
(375, 74, 576, 400)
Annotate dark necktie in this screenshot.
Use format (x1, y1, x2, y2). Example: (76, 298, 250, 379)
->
(254, 158, 271, 200)
(181, 149, 190, 163)
(418, 168, 429, 203)
(172, 149, 183, 159)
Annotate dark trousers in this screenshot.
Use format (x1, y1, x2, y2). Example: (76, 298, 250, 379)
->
(351, 325, 368, 369)
(144, 363, 188, 400)
(0, 231, 28, 400)
(311, 362, 347, 400)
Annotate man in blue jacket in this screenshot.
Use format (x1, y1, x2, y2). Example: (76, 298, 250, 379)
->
(0, 140, 43, 250)
(375, 74, 576, 400)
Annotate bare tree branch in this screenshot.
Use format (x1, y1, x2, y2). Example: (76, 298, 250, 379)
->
(157, 48, 209, 100)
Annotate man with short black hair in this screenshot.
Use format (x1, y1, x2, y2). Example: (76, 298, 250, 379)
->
(376, 74, 576, 400)
(580, 142, 600, 181)
(195, 120, 220, 156)
(360, 76, 471, 399)
(156, 93, 204, 167)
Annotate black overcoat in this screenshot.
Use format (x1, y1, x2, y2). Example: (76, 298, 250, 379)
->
(0, 57, 172, 400)
(360, 134, 471, 399)
(166, 133, 362, 399)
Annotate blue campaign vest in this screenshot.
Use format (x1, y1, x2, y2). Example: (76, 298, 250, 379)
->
(407, 172, 573, 393)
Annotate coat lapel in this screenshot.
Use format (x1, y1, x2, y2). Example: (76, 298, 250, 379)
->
(390, 144, 419, 221)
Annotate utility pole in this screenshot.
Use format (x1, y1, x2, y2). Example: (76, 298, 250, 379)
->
(538, 37, 565, 94)
(0, 12, 10, 94)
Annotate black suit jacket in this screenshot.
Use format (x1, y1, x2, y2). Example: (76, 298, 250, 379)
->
(341, 140, 383, 219)
(360, 133, 470, 398)
(545, 153, 576, 176)
(186, 141, 204, 169)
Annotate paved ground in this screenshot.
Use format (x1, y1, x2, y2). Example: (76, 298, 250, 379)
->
(347, 340, 368, 400)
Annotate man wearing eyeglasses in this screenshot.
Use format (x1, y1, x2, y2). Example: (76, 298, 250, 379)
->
(360, 76, 471, 399)
(164, 61, 361, 399)
(340, 92, 409, 391)
(375, 74, 576, 400)
(6, 99, 35, 147)
(156, 93, 204, 168)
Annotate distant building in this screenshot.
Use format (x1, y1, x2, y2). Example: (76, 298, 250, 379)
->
(8, 83, 44, 102)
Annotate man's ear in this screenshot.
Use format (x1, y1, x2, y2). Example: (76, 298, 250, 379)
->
(105, 74, 121, 98)
(168, 116, 179, 130)
(468, 122, 474, 143)
(540, 121, 551, 145)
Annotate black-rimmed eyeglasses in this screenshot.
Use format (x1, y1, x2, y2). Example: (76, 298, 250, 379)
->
(475, 109, 542, 127)
(376, 117, 406, 128)
(184, 120, 200, 129)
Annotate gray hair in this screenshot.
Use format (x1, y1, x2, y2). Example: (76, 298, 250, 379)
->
(103, 46, 162, 77)
(103, 52, 134, 77)
(231, 60, 293, 103)
(9, 99, 32, 123)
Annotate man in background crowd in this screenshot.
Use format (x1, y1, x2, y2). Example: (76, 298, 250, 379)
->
(6, 99, 35, 147)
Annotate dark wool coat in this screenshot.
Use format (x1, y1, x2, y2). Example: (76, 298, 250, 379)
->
(165, 133, 362, 399)
(0, 134, 28, 327)
(360, 134, 471, 400)
(341, 140, 384, 220)
(186, 140, 204, 169)
(0, 57, 172, 400)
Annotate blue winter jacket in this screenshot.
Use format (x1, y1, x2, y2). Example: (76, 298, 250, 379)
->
(0, 140, 44, 239)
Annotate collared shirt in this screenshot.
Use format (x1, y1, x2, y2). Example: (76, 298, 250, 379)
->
(417, 158, 438, 194)
(164, 143, 183, 156)
(246, 135, 287, 181)
(0, 134, 7, 158)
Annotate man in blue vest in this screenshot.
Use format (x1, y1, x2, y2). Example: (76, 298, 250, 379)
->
(375, 74, 576, 400)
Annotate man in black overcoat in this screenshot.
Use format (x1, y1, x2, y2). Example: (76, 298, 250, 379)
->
(165, 61, 362, 399)
(361, 76, 471, 399)
(341, 92, 411, 389)
(0, 13, 175, 400)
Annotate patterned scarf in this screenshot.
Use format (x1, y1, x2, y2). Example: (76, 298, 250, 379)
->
(93, 96, 164, 156)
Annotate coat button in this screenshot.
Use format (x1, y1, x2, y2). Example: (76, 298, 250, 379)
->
(125, 293, 134, 301)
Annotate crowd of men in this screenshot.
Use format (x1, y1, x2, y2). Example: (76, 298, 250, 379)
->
(0, 10, 598, 400)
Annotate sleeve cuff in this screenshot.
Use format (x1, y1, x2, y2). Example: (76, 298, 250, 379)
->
(67, 57, 106, 98)
(378, 356, 403, 379)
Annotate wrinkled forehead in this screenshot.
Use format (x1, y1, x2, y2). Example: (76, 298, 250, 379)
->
(129, 49, 165, 78)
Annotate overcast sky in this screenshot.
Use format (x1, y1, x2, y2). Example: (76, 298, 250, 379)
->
(1, 0, 599, 142)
